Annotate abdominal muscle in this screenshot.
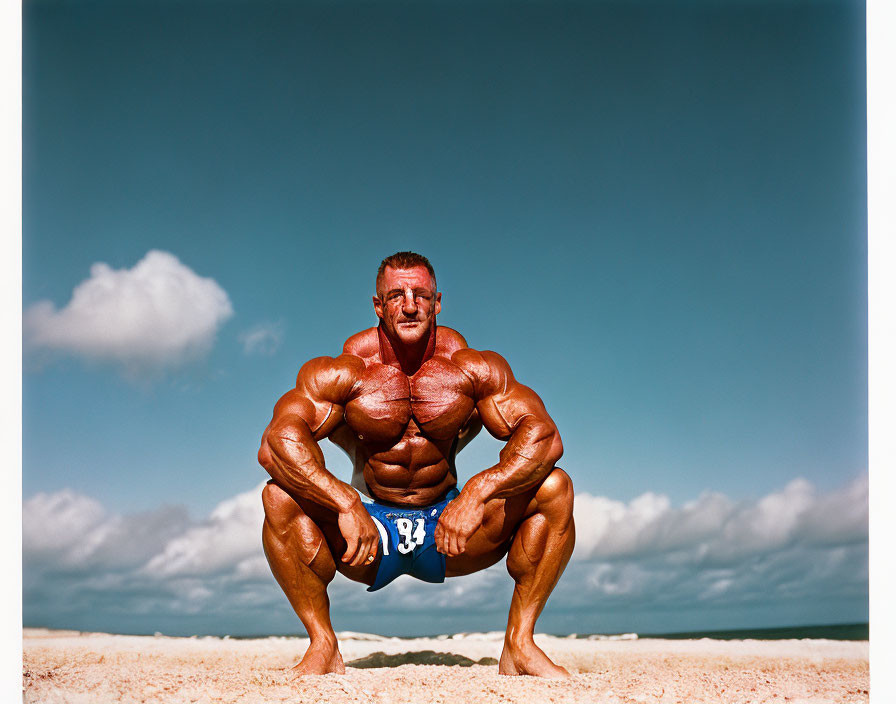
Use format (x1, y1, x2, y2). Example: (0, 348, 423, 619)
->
(360, 425, 457, 507)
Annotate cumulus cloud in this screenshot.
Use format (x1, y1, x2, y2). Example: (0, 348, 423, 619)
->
(141, 485, 266, 578)
(543, 475, 869, 633)
(239, 322, 284, 356)
(24, 250, 233, 371)
(24, 489, 192, 571)
(23, 485, 270, 633)
(571, 475, 868, 565)
(22, 475, 868, 636)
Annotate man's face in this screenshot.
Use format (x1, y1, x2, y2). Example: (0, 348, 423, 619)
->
(373, 265, 442, 346)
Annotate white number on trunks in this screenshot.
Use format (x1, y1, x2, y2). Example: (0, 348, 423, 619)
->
(395, 518, 427, 554)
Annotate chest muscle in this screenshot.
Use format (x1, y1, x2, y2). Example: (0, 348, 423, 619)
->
(344, 358, 474, 443)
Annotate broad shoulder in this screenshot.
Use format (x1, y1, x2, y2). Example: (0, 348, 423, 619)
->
(296, 353, 365, 399)
(435, 326, 469, 356)
(450, 347, 514, 395)
(271, 352, 364, 417)
(342, 327, 379, 360)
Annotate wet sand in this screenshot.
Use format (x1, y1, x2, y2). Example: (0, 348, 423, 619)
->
(23, 628, 869, 703)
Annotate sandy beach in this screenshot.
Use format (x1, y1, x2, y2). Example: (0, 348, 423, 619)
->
(22, 628, 868, 704)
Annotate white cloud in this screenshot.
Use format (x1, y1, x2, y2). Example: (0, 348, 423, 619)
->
(23, 490, 191, 571)
(571, 475, 868, 566)
(24, 250, 233, 371)
(142, 483, 266, 578)
(23, 489, 107, 558)
(22, 475, 868, 635)
(239, 321, 284, 356)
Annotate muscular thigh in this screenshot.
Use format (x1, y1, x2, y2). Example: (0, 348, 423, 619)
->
(444, 489, 536, 577)
(279, 488, 379, 586)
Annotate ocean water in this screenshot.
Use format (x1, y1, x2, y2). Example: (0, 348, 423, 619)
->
(230, 622, 869, 642)
(633, 622, 869, 641)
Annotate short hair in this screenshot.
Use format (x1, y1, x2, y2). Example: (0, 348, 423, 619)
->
(376, 251, 437, 293)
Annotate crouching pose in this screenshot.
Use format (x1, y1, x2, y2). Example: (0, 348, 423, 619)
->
(258, 251, 575, 678)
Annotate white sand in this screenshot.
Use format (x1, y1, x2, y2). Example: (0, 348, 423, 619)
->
(23, 628, 869, 703)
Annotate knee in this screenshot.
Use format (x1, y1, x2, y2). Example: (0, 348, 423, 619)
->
(535, 468, 574, 516)
(262, 482, 300, 531)
(258, 442, 275, 473)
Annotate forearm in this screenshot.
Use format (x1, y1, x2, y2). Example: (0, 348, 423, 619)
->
(262, 422, 359, 513)
(465, 416, 562, 502)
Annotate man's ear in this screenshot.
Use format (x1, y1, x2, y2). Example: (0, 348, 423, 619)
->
(373, 296, 384, 319)
(434, 292, 442, 316)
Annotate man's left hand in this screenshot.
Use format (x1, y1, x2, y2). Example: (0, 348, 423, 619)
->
(435, 487, 487, 556)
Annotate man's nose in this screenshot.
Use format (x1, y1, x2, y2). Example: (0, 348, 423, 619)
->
(401, 290, 417, 315)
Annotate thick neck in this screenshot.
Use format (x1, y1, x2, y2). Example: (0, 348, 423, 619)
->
(377, 321, 437, 375)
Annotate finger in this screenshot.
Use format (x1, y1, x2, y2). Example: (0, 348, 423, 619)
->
(365, 536, 378, 565)
(448, 531, 459, 557)
(356, 534, 375, 567)
(351, 537, 366, 566)
(441, 523, 453, 555)
(348, 541, 361, 567)
(434, 518, 444, 551)
(342, 533, 359, 564)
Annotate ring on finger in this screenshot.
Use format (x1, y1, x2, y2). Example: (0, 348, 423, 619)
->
(366, 555, 375, 563)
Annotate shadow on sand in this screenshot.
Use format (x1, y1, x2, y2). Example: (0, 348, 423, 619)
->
(346, 650, 499, 668)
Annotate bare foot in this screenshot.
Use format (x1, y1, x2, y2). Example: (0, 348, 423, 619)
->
(499, 637, 570, 679)
(289, 638, 346, 676)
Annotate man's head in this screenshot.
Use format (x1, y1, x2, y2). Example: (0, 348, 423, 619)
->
(373, 252, 441, 347)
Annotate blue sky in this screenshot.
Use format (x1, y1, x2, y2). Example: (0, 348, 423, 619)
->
(23, 0, 867, 636)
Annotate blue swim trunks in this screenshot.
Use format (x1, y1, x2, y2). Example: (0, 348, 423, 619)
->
(360, 488, 460, 592)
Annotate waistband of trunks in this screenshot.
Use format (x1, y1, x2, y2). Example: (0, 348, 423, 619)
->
(359, 486, 460, 507)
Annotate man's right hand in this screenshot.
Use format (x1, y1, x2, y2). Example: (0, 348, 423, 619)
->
(337, 500, 380, 567)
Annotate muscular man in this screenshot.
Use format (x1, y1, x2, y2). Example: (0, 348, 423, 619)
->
(258, 251, 575, 678)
